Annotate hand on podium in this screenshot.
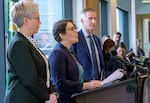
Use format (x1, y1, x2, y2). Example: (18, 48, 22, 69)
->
(82, 80, 102, 90)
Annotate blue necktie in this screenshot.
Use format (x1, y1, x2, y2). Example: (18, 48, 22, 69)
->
(89, 35, 99, 79)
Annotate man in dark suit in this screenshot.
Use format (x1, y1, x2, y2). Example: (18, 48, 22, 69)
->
(71, 8, 105, 81)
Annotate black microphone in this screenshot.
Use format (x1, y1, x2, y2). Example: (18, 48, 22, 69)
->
(124, 50, 136, 64)
(114, 56, 134, 67)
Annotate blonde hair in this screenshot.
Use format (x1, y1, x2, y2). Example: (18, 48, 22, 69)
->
(10, 0, 38, 27)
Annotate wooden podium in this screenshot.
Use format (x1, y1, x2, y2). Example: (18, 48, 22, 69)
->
(72, 78, 137, 103)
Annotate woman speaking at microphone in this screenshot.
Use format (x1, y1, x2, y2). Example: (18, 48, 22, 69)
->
(48, 19, 102, 103)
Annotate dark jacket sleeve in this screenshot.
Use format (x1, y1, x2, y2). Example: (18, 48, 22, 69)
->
(106, 57, 122, 77)
(9, 40, 50, 102)
(49, 81, 56, 93)
(48, 49, 83, 94)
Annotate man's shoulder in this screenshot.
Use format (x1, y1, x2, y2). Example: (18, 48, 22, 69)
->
(78, 29, 83, 35)
(77, 30, 85, 40)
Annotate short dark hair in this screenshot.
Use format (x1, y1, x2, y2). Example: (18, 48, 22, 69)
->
(52, 19, 73, 42)
(113, 32, 122, 37)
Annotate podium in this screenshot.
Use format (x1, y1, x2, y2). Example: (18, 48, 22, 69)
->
(72, 78, 137, 103)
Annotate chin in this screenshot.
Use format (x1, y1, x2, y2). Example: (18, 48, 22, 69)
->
(75, 39, 79, 43)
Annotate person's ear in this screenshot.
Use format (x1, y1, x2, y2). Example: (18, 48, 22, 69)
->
(59, 33, 64, 39)
(23, 17, 29, 25)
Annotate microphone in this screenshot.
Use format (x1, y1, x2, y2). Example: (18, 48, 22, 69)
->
(124, 50, 136, 64)
(114, 56, 134, 67)
(144, 58, 150, 66)
(125, 50, 135, 58)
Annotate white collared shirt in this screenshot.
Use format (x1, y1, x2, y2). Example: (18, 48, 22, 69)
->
(23, 34, 50, 88)
(81, 29, 101, 75)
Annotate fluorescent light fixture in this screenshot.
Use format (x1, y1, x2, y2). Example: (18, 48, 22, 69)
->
(142, 0, 150, 3)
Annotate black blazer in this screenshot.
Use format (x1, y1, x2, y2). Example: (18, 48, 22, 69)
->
(5, 32, 55, 103)
(48, 43, 83, 103)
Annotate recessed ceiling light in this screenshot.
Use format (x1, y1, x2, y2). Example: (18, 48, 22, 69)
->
(142, 0, 150, 3)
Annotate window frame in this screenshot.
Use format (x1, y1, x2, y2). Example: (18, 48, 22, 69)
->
(0, 0, 6, 102)
(101, 0, 108, 36)
(117, 7, 129, 49)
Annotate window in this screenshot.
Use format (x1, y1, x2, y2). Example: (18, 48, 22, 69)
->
(116, 8, 129, 49)
(101, 0, 108, 36)
(0, 0, 6, 101)
(34, 0, 63, 57)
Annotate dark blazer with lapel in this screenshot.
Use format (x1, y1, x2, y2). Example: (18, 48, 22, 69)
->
(48, 43, 83, 103)
(5, 32, 54, 103)
(71, 29, 105, 81)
